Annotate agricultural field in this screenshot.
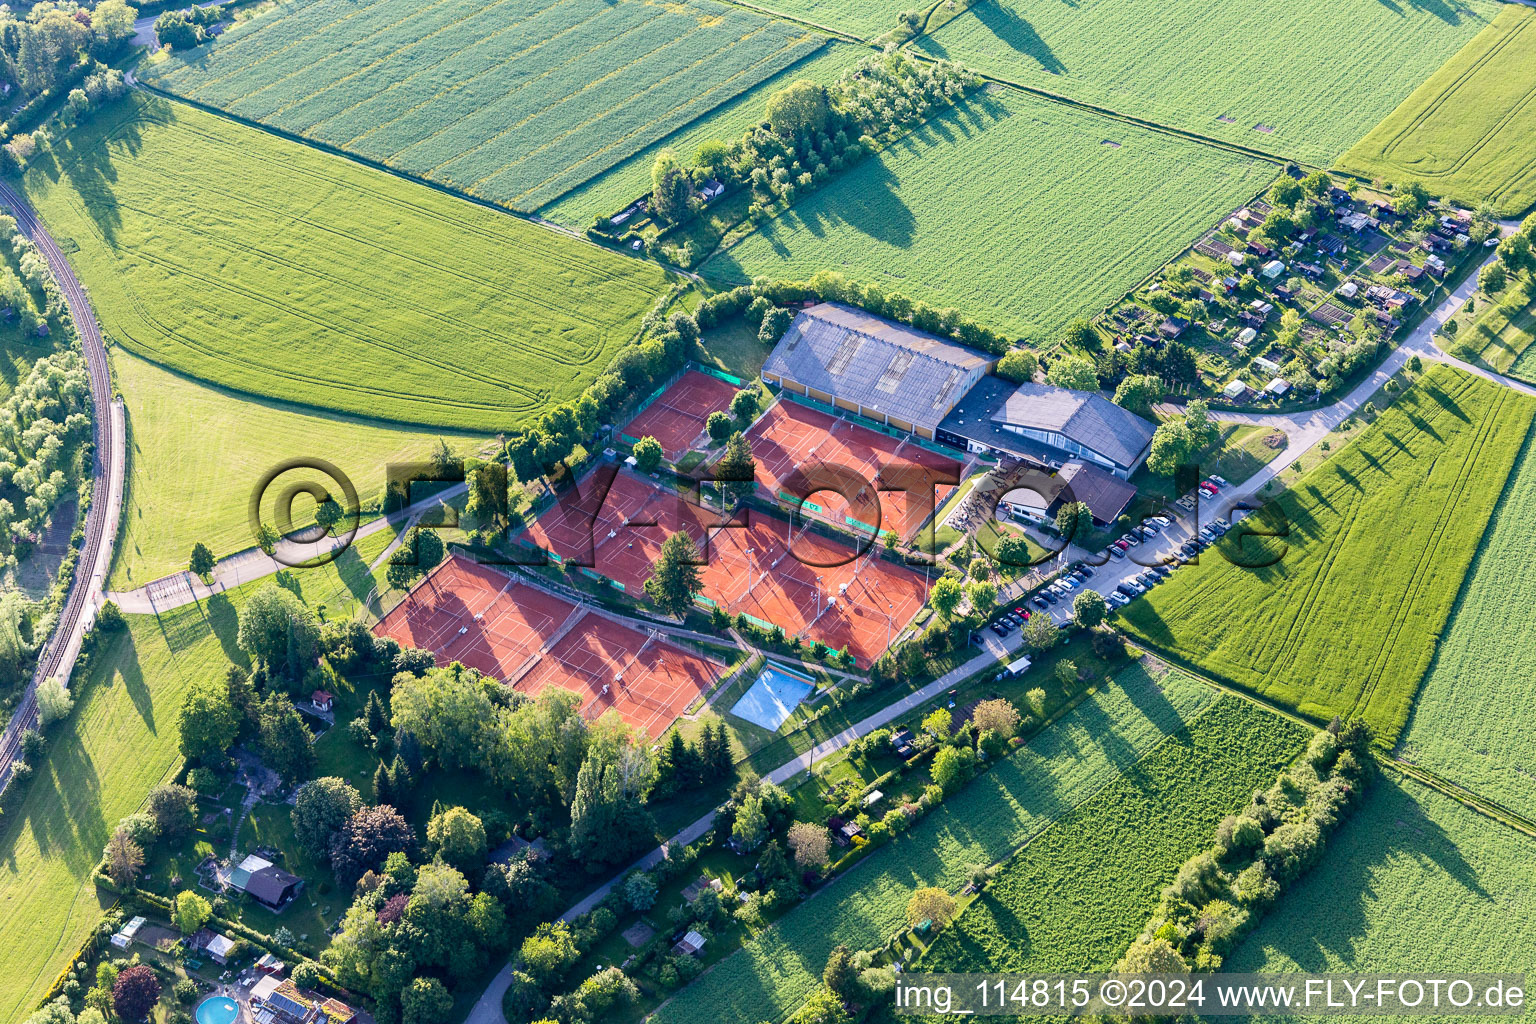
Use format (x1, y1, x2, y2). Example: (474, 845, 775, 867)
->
(918, 696, 1307, 976)
(1397, 432, 1536, 821)
(1119, 366, 1536, 746)
(1339, 6, 1536, 217)
(704, 89, 1277, 343)
(540, 43, 865, 228)
(736, 0, 907, 38)
(24, 94, 667, 430)
(912, 0, 1497, 164)
(107, 350, 489, 589)
(1226, 776, 1536, 1004)
(650, 663, 1221, 1024)
(0, 601, 245, 1024)
(137, 0, 825, 212)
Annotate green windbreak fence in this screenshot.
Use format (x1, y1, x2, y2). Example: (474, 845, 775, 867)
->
(697, 365, 745, 386)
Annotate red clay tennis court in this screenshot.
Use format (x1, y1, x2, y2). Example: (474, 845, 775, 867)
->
(621, 370, 742, 461)
(373, 555, 723, 737)
(744, 398, 963, 541)
(519, 468, 931, 665)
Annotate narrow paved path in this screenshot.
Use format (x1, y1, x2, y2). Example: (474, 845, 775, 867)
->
(0, 179, 123, 787)
(105, 481, 468, 614)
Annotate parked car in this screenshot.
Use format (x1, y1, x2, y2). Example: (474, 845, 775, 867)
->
(1149, 516, 1172, 527)
(1031, 596, 1049, 610)
(1113, 540, 1130, 551)
(1077, 564, 1096, 578)
(1109, 546, 1127, 560)
(1211, 476, 1229, 487)
(1108, 593, 1130, 609)
(1122, 533, 1141, 547)
(1116, 583, 1140, 597)
(1204, 478, 1222, 491)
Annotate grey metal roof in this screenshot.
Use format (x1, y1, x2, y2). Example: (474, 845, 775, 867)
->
(993, 383, 1155, 469)
(763, 303, 991, 430)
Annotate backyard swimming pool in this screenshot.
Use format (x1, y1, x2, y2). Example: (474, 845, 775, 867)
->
(196, 997, 239, 1024)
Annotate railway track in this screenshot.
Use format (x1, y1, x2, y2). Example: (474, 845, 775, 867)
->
(0, 177, 117, 787)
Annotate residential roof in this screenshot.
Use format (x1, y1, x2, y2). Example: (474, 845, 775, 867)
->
(245, 865, 302, 906)
(237, 853, 274, 874)
(250, 977, 281, 1004)
(992, 383, 1156, 470)
(762, 303, 992, 431)
(206, 933, 236, 959)
(1055, 459, 1138, 524)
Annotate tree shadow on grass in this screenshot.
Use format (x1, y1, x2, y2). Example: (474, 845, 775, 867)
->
(1225, 777, 1492, 973)
(970, 0, 1066, 75)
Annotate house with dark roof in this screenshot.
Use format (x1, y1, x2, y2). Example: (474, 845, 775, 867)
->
(936, 378, 1155, 479)
(1053, 459, 1139, 525)
(245, 865, 302, 909)
(761, 303, 995, 440)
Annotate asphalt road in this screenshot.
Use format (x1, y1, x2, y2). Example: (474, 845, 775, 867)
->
(0, 179, 120, 787)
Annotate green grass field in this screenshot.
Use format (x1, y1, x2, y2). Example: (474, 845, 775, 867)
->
(650, 663, 1221, 1024)
(1339, 6, 1536, 217)
(703, 88, 1276, 343)
(24, 94, 667, 430)
(918, 696, 1307, 976)
(1119, 366, 1535, 746)
(540, 43, 865, 227)
(138, 0, 823, 213)
(0, 600, 244, 1024)
(1461, 274, 1536, 377)
(912, 0, 1496, 165)
(1226, 775, 1536, 1007)
(109, 350, 489, 589)
(1398, 430, 1536, 820)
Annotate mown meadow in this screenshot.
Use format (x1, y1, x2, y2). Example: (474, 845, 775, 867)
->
(916, 697, 1307, 978)
(1339, 6, 1536, 217)
(1226, 776, 1536, 1002)
(912, 0, 1496, 164)
(25, 95, 667, 431)
(1462, 274, 1536, 378)
(1119, 367, 1535, 746)
(649, 664, 1221, 1024)
(1398, 430, 1536, 820)
(108, 351, 488, 589)
(0, 600, 246, 1024)
(704, 88, 1276, 343)
(138, 0, 823, 212)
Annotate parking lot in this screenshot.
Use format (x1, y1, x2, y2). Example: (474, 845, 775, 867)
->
(979, 474, 1245, 639)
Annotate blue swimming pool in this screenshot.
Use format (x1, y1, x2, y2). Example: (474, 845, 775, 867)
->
(731, 663, 816, 730)
(196, 997, 239, 1024)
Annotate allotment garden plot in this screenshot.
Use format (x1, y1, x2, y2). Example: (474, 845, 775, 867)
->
(913, 0, 1496, 165)
(1397, 430, 1536, 820)
(1119, 367, 1535, 746)
(138, 0, 824, 213)
(704, 89, 1276, 344)
(373, 555, 724, 737)
(24, 95, 666, 430)
(517, 466, 929, 665)
(1340, 6, 1536, 217)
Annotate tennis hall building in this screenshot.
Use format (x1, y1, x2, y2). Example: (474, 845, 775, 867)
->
(761, 303, 995, 440)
